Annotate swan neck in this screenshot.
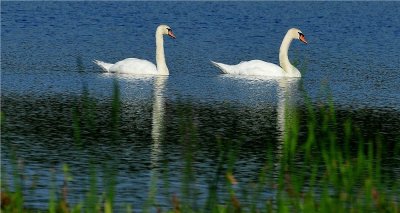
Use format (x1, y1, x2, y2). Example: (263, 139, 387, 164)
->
(279, 33, 294, 73)
(156, 30, 169, 75)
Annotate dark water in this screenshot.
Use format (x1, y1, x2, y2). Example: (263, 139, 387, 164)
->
(1, 1, 400, 210)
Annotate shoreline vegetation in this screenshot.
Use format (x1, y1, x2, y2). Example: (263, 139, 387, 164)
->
(1, 80, 399, 213)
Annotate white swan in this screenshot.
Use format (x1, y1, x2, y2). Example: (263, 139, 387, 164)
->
(211, 28, 307, 77)
(94, 24, 176, 75)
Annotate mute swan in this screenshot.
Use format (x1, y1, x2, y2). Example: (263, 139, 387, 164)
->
(211, 28, 307, 77)
(94, 24, 176, 75)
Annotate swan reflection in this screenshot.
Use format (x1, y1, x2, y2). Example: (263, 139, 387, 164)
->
(276, 78, 300, 143)
(274, 78, 300, 180)
(150, 76, 168, 169)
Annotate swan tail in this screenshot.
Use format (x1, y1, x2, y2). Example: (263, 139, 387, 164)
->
(93, 60, 113, 72)
(211, 61, 231, 74)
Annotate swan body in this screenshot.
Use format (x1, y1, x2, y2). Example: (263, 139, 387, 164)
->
(94, 24, 176, 75)
(212, 28, 307, 77)
(96, 58, 158, 74)
(211, 60, 285, 77)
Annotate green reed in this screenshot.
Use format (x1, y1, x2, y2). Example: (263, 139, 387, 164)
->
(1, 79, 399, 213)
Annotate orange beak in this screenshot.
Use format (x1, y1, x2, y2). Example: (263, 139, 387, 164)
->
(168, 30, 176, 39)
(299, 34, 307, 44)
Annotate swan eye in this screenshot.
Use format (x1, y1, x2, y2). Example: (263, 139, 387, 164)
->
(298, 32, 304, 37)
(167, 28, 171, 31)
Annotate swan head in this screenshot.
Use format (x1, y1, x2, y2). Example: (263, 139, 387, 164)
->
(157, 24, 176, 39)
(288, 28, 307, 44)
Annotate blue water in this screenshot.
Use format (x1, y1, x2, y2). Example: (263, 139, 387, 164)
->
(2, 1, 400, 211)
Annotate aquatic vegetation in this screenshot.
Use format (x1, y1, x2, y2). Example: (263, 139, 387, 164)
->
(1, 81, 399, 213)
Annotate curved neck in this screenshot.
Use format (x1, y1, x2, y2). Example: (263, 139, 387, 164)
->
(155, 30, 169, 75)
(279, 32, 294, 73)
(279, 31, 302, 77)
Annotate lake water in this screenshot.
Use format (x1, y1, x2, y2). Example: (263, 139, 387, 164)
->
(1, 1, 400, 211)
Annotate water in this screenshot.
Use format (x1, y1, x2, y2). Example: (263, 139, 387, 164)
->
(1, 1, 400, 211)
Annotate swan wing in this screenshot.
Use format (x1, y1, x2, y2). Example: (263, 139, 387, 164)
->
(212, 60, 285, 76)
(109, 58, 158, 74)
(93, 60, 114, 72)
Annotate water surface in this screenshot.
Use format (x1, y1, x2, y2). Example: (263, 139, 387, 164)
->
(2, 1, 400, 210)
